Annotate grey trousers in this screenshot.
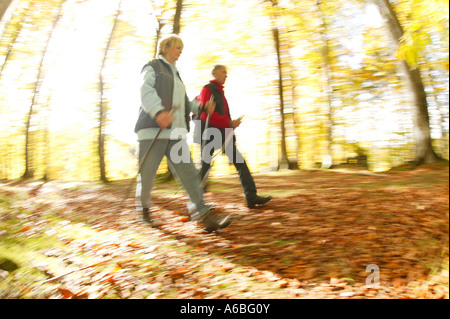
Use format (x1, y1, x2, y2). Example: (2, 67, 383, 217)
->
(136, 139, 209, 216)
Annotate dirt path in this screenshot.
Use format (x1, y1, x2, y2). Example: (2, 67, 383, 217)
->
(0, 165, 448, 299)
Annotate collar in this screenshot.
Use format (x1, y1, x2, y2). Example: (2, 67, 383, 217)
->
(160, 55, 176, 68)
(211, 80, 224, 91)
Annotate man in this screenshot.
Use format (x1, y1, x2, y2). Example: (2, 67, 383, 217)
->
(197, 65, 272, 209)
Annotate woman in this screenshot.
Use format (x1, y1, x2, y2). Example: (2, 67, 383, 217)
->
(134, 35, 232, 232)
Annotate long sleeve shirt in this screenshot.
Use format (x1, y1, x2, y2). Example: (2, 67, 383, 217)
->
(198, 80, 231, 129)
(137, 56, 200, 141)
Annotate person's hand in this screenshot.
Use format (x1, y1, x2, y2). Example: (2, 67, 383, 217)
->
(204, 99, 216, 116)
(230, 118, 241, 129)
(156, 111, 173, 129)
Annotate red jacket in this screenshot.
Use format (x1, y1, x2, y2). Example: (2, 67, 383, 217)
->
(198, 80, 231, 128)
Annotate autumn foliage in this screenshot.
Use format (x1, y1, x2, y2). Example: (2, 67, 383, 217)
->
(0, 164, 448, 299)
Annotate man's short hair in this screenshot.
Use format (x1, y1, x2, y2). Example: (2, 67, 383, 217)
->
(212, 65, 226, 74)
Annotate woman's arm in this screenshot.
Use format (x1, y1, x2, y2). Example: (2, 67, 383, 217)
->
(140, 65, 165, 119)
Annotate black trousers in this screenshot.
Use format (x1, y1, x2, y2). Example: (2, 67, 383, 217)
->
(199, 139, 257, 200)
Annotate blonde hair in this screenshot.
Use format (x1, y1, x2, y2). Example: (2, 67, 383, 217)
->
(158, 35, 184, 57)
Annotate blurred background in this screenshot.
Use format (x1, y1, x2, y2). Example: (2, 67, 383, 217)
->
(0, 0, 448, 182)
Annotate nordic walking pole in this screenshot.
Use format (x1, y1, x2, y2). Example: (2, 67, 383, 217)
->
(201, 94, 213, 151)
(174, 96, 213, 195)
(122, 128, 162, 204)
(199, 128, 234, 189)
(199, 94, 214, 172)
(199, 115, 242, 189)
(137, 129, 162, 175)
(123, 107, 177, 203)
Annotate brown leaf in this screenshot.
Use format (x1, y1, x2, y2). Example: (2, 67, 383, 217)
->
(59, 288, 73, 299)
(170, 267, 191, 277)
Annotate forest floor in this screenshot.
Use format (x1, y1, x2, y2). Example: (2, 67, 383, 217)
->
(0, 163, 448, 299)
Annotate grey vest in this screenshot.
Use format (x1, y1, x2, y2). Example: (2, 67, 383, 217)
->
(134, 59, 190, 133)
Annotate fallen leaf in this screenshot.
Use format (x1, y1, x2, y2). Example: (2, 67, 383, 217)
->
(59, 288, 73, 299)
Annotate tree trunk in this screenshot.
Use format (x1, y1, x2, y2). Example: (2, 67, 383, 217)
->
(23, 1, 64, 179)
(267, 0, 296, 170)
(173, 0, 182, 35)
(154, 0, 183, 182)
(315, 0, 334, 169)
(422, 55, 447, 158)
(98, 0, 123, 183)
(1, 0, 23, 179)
(373, 0, 440, 164)
(154, 19, 164, 58)
(272, 27, 290, 170)
(0, 1, 21, 76)
(150, 0, 167, 58)
(0, 0, 13, 21)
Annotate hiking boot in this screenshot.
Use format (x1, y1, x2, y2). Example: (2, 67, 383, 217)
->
(191, 208, 233, 233)
(246, 195, 272, 209)
(203, 212, 233, 233)
(142, 208, 155, 227)
(142, 208, 165, 228)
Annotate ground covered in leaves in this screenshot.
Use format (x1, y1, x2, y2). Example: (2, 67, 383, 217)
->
(0, 164, 448, 299)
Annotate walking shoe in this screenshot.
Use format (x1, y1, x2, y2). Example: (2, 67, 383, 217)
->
(246, 195, 272, 209)
(202, 212, 233, 233)
(191, 208, 233, 233)
(142, 208, 154, 227)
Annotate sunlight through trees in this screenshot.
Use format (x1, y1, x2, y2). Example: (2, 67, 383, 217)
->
(0, 0, 448, 181)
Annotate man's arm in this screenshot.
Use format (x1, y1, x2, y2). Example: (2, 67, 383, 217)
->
(198, 86, 230, 128)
